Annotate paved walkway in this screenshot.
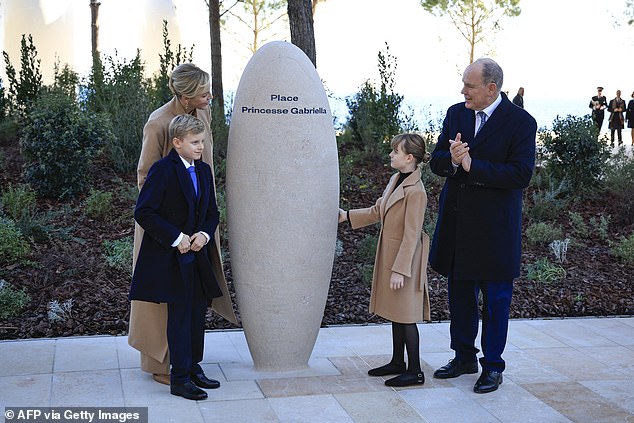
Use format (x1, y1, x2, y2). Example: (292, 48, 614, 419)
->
(1, 317, 634, 423)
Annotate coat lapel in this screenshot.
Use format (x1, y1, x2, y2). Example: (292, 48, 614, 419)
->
(469, 92, 513, 150)
(169, 149, 197, 210)
(383, 168, 422, 216)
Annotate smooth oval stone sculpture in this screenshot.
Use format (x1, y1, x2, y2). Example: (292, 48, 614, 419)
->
(226, 41, 339, 370)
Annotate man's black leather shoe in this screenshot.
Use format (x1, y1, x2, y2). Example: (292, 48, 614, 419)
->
(368, 362, 406, 376)
(473, 370, 503, 394)
(191, 373, 221, 389)
(384, 372, 424, 387)
(433, 359, 478, 379)
(170, 381, 208, 400)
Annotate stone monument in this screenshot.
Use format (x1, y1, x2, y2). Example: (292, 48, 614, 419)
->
(226, 41, 339, 370)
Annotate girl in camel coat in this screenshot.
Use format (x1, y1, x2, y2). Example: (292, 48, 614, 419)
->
(339, 133, 430, 388)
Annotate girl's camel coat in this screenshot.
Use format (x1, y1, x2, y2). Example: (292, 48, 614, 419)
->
(128, 97, 237, 370)
(349, 168, 430, 323)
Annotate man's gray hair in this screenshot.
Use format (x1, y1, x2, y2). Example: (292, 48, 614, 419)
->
(474, 58, 503, 92)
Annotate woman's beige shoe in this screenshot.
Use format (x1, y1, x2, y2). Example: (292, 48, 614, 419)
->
(152, 373, 170, 385)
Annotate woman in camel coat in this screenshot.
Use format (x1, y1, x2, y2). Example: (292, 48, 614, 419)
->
(129, 63, 236, 385)
(339, 133, 430, 388)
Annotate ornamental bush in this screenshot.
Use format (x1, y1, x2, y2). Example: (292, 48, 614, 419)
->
(20, 89, 114, 199)
(540, 115, 610, 194)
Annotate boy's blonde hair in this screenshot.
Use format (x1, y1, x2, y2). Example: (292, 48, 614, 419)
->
(169, 63, 210, 98)
(169, 114, 205, 142)
(390, 133, 430, 164)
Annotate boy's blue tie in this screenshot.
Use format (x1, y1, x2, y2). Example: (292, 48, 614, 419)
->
(187, 165, 198, 198)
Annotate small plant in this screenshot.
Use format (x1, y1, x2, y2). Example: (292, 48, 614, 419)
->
(612, 233, 634, 266)
(84, 189, 113, 219)
(0, 280, 31, 320)
(103, 237, 133, 274)
(590, 215, 611, 242)
(525, 222, 563, 246)
(526, 182, 569, 221)
(1, 183, 36, 221)
(549, 239, 570, 263)
(526, 257, 566, 283)
(357, 263, 374, 286)
(357, 233, 378, 262)
(47, 298, 73, 323)
(568, 211, 589, 239)
(0, 217, 30, 265)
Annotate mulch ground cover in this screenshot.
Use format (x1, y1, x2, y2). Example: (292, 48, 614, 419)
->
(1, 142, 632, 340)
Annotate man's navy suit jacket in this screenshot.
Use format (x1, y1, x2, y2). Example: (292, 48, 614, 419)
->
(130, 148, 221, 303)
(429, 92, 537, 281)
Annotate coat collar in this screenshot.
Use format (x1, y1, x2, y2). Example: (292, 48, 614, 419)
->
(467, 92, 514, 149)
(168, 149, 199, 206)
(382, 168, 422, 215)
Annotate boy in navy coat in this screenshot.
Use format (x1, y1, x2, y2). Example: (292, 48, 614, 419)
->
(130, 114, 223, 400)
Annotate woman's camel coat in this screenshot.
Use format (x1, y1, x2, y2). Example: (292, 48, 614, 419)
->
(128, 97, 237, 372)
(349, 169, 430, 323)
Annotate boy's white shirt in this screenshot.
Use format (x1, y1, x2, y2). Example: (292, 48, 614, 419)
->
(170, 155, 210, 247)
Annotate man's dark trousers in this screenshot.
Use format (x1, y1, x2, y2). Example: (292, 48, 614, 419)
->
(448, 277, 513, 372)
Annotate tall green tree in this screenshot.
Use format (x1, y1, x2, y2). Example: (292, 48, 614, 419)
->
(420, 0, 521, 63)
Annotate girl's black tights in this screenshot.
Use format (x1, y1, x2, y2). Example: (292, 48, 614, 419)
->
(390, 321, 421, 374)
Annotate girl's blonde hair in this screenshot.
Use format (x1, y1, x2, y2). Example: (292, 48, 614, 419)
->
(390, 133, 430, 164)
(169, 63, 210, 98)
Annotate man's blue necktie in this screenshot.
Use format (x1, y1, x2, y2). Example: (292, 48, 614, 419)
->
(187, 165, 198, 198)
(476, 111, 487, 135)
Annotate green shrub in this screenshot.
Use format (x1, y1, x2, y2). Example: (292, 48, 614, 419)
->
(603, 150, 634, 225)
(0, 280, 31, 320)
(0, 117, 18, 145)
(2, 34, 43, 119)
(568, 211, 589, 239)
(1, 183, 36, 221)
(526, 182, 569, 221)
(357, 233, 378, 262)
(526, 258, 566, 283)
(357, 263, 374, 286)
(84, 52, 152, 173)
(84, 189, 113, 219)
(612, 233, 634, 266)
(525, 222, 564, 246)
(0, 217, 30, 265)
(343, 43, 418, 162)
(540, 115, 610, 194)
(103, 237, 133, 274)
(590, 215, 611, 242)
(20, 89, 114, 199)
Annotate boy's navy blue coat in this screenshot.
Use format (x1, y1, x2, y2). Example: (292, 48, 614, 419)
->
(130, 148, 221, 303)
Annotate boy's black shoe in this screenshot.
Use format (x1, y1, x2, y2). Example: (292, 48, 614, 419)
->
(191, 372, 221, 389)
(170, 381, 208, 400)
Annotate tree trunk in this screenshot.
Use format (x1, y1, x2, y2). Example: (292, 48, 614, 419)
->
(89, 0, 101, 59)
(209, 0, 224, 114)
(288, 0, 316, 67)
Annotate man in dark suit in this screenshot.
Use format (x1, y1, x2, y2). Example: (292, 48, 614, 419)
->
(589, 86, 608, 131)
(429, 58, 536, 394)
(130, 114, 223, 400)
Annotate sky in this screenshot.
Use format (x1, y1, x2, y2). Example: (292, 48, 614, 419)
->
(1, 0, 633, 117)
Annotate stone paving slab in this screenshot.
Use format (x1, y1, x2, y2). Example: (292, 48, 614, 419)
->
(1, 317, 633, 423)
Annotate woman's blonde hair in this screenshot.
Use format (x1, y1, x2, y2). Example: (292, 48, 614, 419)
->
(169, 63, 210, 98)
(390, 133, 429, 164)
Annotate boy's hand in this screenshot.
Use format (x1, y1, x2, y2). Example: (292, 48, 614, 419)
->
(190, 232, 207, 252)
(177, 235, 191, 254)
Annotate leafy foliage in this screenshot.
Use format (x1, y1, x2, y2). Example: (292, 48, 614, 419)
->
(21, 89, 114, 199)
(0, 280, 31, 320)
(343, 44, 418, 162)
(525, 222, 564, 246)
(2, 34, 43, 119)
(103, 237, 133, 275)
(539, 115, 610, 194)
(0, 217, 30, 265)
(84, 52, 152, 173)
(525, 257, 566, 283)
(612, 233, 634, 266)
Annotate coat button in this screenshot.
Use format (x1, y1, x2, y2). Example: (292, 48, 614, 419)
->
(459, 183, 465, 189)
